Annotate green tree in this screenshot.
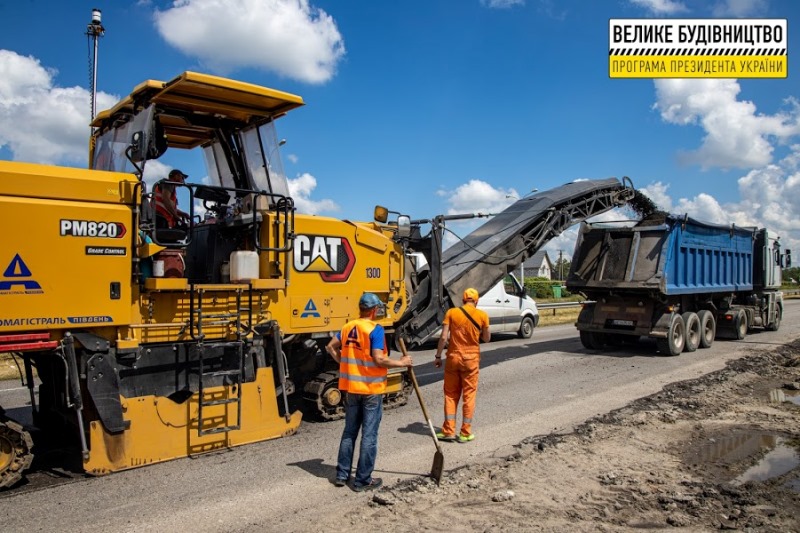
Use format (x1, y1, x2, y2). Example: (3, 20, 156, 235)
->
(554, 257, 571, 280)
(783, 267, 800, 285)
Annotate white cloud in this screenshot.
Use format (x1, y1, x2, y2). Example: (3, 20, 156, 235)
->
(286, 153, 299, 164)
(440, 179, 517, 216)
(142, 159, 172, 189)
(0, 50, 117, 165)
(653, 79, 800, 169)
(288, 172, 339, 214)
(711, 0, 768, 17)
(154, 0, 345, 84)
(436, 179, 517, 248)
(629, 0, 689, 15)
(480, 0, 525, 8)
(639, 181, 673, 212)
(638, 147, 800, 253)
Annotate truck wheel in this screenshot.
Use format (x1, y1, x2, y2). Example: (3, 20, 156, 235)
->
(681, 312, 701, 353)
(765, 306, 782, 331)
(733, 309, 748, 340)
(656, 314, 685, 356)
(697, 310, 715, 348)
(518, 316, 535, 339)
(579, 331, 605, 350)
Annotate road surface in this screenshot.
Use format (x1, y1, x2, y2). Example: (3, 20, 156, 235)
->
(1, 300, 798, 532)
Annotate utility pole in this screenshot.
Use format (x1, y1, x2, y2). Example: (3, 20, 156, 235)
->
(86, 8, 105, 121)
(559, 250, 564, 280)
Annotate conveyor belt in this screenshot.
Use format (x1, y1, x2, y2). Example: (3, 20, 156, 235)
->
(397, 177, 634, 347)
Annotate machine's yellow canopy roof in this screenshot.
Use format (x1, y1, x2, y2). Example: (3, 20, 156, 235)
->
(91, 71, 305, 150)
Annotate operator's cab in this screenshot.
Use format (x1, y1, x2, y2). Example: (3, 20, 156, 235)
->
(89, 72, 303, 283)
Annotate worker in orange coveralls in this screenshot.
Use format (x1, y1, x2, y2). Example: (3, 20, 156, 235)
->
(434, 288, 490, 443)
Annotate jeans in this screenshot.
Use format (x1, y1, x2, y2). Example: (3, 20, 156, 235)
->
(336, 392, 383, 487)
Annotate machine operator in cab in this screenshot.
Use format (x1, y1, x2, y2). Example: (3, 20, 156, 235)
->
(154, 169, 190, 229)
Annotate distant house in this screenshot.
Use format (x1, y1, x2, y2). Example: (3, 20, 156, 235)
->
(521, 250, 553, 280)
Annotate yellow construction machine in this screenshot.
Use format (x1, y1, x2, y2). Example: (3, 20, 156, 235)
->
(0, 71, 634, 488)
(0, 72, 412, 486)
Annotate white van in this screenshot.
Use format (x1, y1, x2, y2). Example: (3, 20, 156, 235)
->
(480, 274, 539, 339)
(408, 253, 539, 340)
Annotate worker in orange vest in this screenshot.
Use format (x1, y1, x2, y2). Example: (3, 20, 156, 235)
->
(326, 293, 413, 491)
(434, 288, 490, 443)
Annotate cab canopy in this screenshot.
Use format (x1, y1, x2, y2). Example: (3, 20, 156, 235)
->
(90, 71, 304, 197)
(91, 71, 304, 150)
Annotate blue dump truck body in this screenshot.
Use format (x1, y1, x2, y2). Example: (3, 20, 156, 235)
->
(567, 214, 788, 356)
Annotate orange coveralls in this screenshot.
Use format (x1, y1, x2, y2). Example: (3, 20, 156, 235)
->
(441, 305, 490, 438)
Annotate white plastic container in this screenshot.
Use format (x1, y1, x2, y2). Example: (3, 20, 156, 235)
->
(220, 261, 231, 283)
(230, 251, 259, 282)
(153, 260, 165, 278)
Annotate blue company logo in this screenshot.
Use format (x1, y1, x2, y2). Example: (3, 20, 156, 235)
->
(344, 326, 361, 348)
(301, 298, 320, 318)
(0, 254, 43, 293)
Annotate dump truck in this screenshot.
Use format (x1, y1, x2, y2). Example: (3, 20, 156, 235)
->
(566, 213, 791, 356)
(0, 70, 636, 488)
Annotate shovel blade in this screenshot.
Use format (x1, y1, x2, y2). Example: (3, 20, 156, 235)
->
(430, 450, 444, 485)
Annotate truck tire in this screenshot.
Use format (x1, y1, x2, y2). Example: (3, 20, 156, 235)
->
(733, 308, 747, 340)
(681, 312, 701, 353)
(518, 316, 535, 339)
(656, 314, 685, 356)
(696, 310, 715, 348)
(765, 306, 782, 331)
(579, 331, 605, 350)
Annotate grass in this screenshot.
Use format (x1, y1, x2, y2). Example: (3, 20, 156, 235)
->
(0, 352, 26, 382)
(537, 307, 580, 327)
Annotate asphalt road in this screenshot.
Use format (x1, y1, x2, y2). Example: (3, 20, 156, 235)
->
(1, 300, 798, 532)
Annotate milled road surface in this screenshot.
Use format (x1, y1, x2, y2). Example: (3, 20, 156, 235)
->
(1, 301, 798, 532)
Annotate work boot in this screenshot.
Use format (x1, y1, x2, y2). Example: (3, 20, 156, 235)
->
(458, 433, 475, 443)
(436, 431, 456, 442)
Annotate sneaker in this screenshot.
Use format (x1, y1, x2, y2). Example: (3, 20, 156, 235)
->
(436, 431, 456, 442)
(457, 433, 475, 443)
(352, 477, 383, 492)
(333, 477, 348, 487)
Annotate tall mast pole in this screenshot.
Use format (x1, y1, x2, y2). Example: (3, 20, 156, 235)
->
(86, 8, 105, 121)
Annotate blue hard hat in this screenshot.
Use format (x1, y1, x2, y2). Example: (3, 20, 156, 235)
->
(359, 292, 382, 309)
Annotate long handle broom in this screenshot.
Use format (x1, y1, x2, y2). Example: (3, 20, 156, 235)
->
(399, 337, 444, 485)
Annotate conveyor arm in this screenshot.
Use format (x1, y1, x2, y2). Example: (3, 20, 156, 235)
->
(396, 177, 634, 347)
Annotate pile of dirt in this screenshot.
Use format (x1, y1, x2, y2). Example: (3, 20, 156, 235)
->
(311, 340, 800, 532)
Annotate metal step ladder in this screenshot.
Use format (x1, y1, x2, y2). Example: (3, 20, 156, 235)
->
(194, 287, 248, 436)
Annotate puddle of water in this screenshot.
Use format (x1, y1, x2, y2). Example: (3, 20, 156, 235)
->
(692, 433, 777, 464)
(769, 388, 800, 406)
(732, 438, 800, 486)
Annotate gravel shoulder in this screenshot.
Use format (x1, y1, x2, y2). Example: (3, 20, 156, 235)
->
(301, 339, 800, 532)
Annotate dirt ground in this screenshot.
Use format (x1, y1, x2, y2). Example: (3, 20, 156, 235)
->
(309, 339, 800, 532)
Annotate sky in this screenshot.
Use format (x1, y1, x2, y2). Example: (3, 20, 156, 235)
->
(1, 0, 799, 261)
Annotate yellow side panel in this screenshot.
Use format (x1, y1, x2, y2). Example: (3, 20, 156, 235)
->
(289, 294, 355, 329)
(0, 160, 137, 204)
(275, 214, 407, 335)
(84, 368, 302, 475)
(0, 195, 133, 332)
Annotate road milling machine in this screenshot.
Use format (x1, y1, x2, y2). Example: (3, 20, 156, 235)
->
(0, 71, 635, 488)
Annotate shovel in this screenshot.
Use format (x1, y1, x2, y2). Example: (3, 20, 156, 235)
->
(399, 337, 444, 485)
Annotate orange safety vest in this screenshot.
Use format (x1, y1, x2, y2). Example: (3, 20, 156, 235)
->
(154, 182, 178, 227)
(338, 318, 388, 395)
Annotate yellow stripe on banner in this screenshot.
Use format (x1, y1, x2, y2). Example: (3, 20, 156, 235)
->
(609, 55, 787, 78)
